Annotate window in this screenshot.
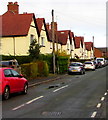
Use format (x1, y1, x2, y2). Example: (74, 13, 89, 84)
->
(41, 37, 45, 47)
(30, 34, 35, 44)
(11, 69, 20, 77)
(67, 43, 69, 50)
(50, 42, 52, 49)
(4, 70, 12, 77)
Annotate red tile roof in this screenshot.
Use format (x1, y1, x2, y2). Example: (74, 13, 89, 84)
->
(36, 18, 50, 41)
(85, 42, 93, 51)
(36, 18, 44, 34)
(1, 11, 38, 37)
(58, 30, 71, 45)
(74, 36, 84, 48)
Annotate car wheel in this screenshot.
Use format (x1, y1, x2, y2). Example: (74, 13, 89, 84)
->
(3, 87, 10, 100)
(92, 69, 95, 71)
(80, 70, 83, 75)
(22, 83, 28, 94)
(83, 70, 85, 74)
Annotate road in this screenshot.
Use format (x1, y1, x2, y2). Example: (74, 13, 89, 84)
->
(2, 66, 107, 119)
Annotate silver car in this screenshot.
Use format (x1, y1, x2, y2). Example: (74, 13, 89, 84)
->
(68, 62, 85, 75)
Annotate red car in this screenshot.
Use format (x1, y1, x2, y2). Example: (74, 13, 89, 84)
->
(0, 67, 28, 100)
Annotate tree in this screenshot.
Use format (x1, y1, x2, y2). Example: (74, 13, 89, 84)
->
(28, 39, 40, 61)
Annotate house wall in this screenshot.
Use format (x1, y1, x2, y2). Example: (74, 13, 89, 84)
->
(39, 24, 52, 54)
(1, 18, 38, 56)
(70, 38, 75, 58)
(74, 43, 82, 59)
(61, 36, 71, 55)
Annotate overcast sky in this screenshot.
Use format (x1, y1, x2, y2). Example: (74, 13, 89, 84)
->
(1, 0, 107, 47)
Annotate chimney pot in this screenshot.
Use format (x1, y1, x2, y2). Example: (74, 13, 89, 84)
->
(7, 1, 19, 14)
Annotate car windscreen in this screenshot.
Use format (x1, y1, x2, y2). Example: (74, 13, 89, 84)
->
(70, 63, 82, 66)
(84, 62, 92, 64)
(1, 61, 13, 66)
(96, 59, 103, 61)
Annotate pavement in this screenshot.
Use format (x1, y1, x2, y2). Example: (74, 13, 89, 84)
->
(28, 73, 68, 87)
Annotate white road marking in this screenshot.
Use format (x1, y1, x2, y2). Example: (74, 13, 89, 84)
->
(91, 111, 97, 118)
(12, 104, 25, 111)
(26, 96, 44, 104)
(101, 97, 105, 101)
(104, 92, 107, 96)
(12, 96, 44, 111)
(97, 103, 101, 108)
(53, 85, 68, 92)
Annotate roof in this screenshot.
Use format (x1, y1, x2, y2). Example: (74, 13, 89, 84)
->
(36, 18, 49, 40)
(58, 30, 71, 45)
(36, 18, 44, 34)
(85, 42, 93, 51)
(74, 36, 84, 48)
(1, 11, 38, 37)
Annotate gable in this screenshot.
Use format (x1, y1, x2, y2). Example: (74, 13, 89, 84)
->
(1, 11, 37, 37)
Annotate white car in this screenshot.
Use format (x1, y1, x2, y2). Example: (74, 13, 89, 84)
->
(96, 58, 105, 66)
(84, 61, 95, 71)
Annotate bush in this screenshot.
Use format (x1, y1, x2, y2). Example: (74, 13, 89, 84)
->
(21, 63, 31, 79)
(57, 56, 69, 74)
(1, 55, 32, 65)
(21, 61, 49, 79)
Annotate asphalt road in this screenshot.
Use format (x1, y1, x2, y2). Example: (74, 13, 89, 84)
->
(2, 66, 107, 119)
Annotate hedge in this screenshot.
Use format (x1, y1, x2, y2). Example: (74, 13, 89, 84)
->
(21, 61, 49, 80)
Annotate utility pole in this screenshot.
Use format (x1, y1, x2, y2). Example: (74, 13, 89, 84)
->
(52, 9, 56, 74)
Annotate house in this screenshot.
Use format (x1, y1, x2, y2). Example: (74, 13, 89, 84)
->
(0, 2, 39, 56)
(94, 47, 108, 58)
(58, 30, 75, 57)
(74, 36, 85, 59)
(85, 42, 94, 59)
(36, 18, 52, 54)
(46, 22, 61, 53)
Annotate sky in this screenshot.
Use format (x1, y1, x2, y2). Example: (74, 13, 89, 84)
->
(1, 0, 107, 47)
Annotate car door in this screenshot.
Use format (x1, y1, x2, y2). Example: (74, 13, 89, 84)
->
(10, 69, 24, 91)
(4, 69, 18, 93)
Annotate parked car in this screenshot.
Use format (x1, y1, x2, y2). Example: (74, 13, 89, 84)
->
(95, 58, 105, 67)
(68, 62, 85, 75)
(84, 61, 95, 71)
(93, 60, 102, 68)
(0, 59, 21, 74)
(0, 67, 28, 100)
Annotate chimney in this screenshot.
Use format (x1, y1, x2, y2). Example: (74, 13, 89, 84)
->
(51, 22, 57, 31)
(7, 2, 19, 14)
(46, 23, 51, 30)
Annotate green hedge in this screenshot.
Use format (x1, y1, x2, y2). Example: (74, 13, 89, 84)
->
(1, 55, 32, 65)
(21, 61, 49, 80)
(57, 56, 69, 74)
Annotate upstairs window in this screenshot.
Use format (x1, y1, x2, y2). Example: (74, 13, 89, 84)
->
(41, 37, 45, 47)
(30, 34, 35, 44)
(67, 43, 69, 50)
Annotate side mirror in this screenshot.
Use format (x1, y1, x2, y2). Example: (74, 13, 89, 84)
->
(19, 74, 24, 78)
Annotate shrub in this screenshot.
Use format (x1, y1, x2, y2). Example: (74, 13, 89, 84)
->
(57, 56, 69, 74)
(21, 61, 49, 79)
(21, 63, 31, 79)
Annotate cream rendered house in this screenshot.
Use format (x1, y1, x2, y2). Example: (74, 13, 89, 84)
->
(74, 37, 84, 59)
(70, 32, 75, 59)
(1, 2, 39, 56)
(36, 18, 52, 54)
(58, 30, 72, 56)
(85, 42, 94, 59)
